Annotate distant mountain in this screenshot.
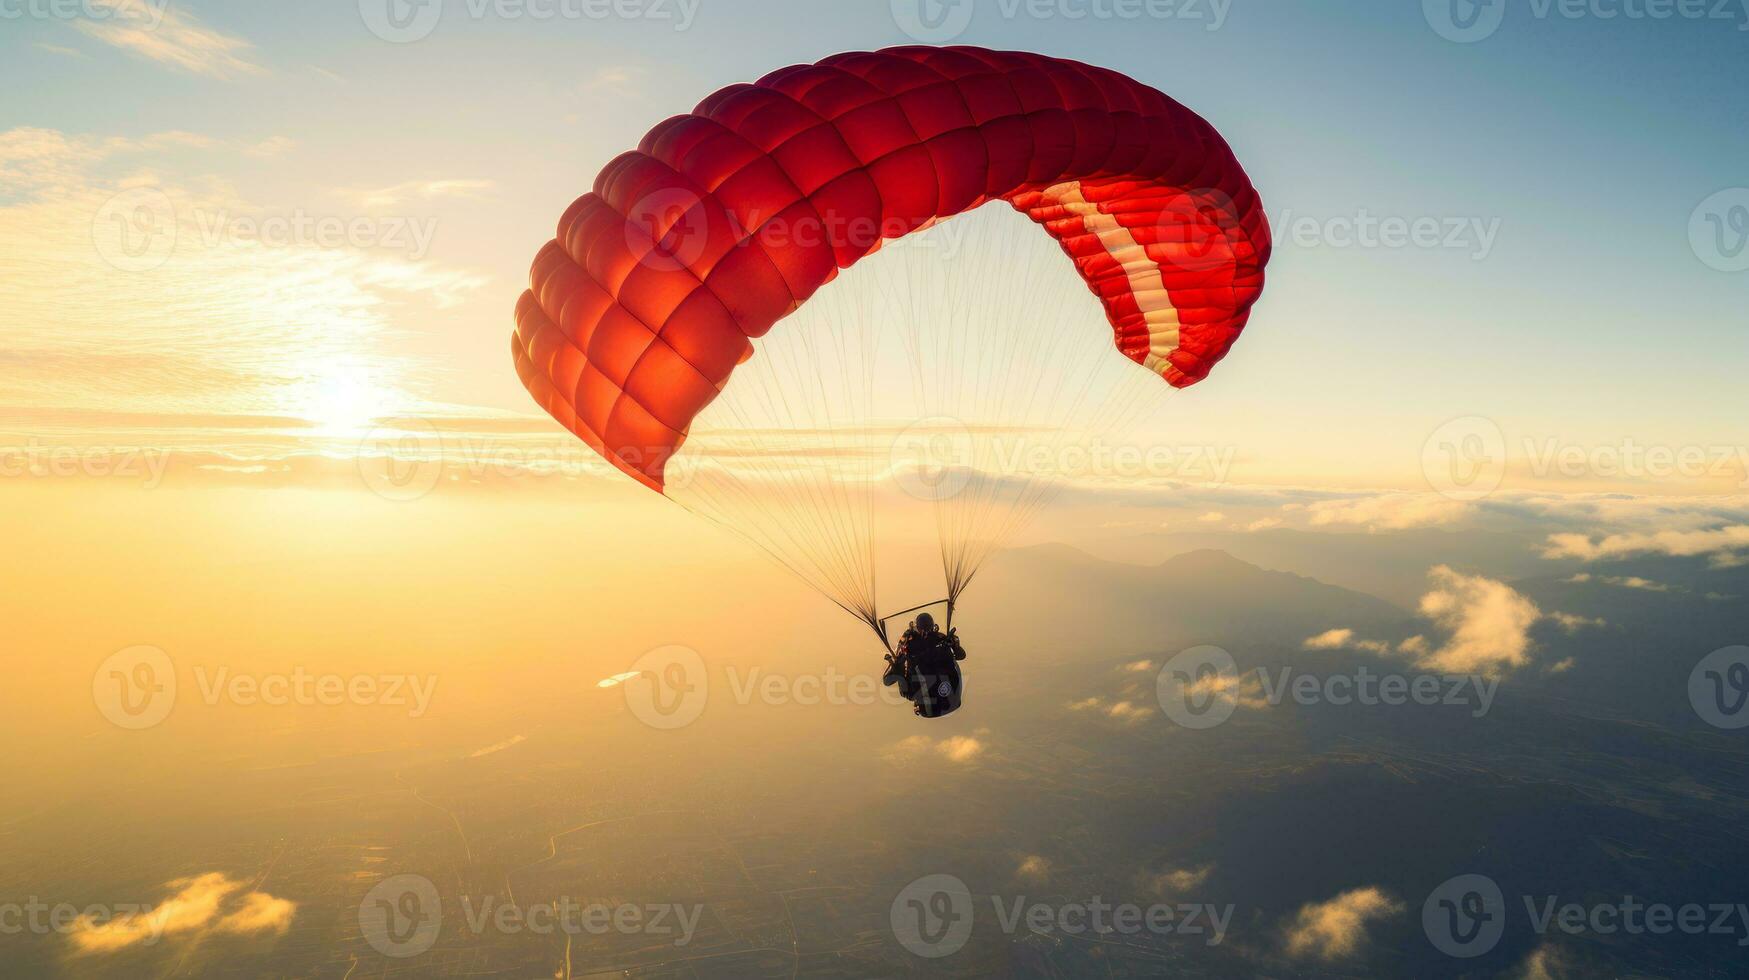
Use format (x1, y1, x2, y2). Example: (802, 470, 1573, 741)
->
(1077, 526, 1550, 607)
(965, 544, 1404, 663)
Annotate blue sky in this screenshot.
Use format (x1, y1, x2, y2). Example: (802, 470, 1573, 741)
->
(2, 0, 1745, 490)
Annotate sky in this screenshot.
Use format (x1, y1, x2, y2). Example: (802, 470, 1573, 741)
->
(2, 0, 1745, 495)
(3, 8, 1749, 976)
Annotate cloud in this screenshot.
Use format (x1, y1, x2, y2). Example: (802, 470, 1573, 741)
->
(72, 2, 264, 79)
(1413, 566, 1543, 675)
(1543, 525, 1749, 567)
(35, 42, 87, 58)
(1282, 887, 1402, 961)
(0, 126, 487, 426)
(67, 872, 295, 954)
(885, 734, 984, 764)
(340, 179, 498, 209)
(1184, 670, 1270, 713)
(584, 65, 648, 95)
(214, 892, 296, 935)
(1120, 659, 1154, 673)
(1016, 855, 1050, 880)
(1306, 493, 1469, 530)
(1308, 568, 1558, 676)
(1548, 612, 1605, 632)
(1142, 864, 1214, 896)
(1517, 943, 1570, 980)
(1198, 511, 1226, 523)
(1243, 517, 1284, 532)
(1302, 628, 1389, 655)
(1067, 696, 1153, 723)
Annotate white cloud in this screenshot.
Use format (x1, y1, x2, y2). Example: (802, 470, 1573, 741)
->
(1198, 511, 1226, 523)
(1307, 493, 1469, 530)
(885, 734, 984, 764)
(1544, 525, 1749, 566)
(1414, 566, 1542, 675)
(1548, 612, 1605, 632)
(1143, 863, 1214, 895)
(1302, 628, 1389, 655)
(1282, 887, 1402, 960)
(67, 872, 295, 954)
(584, 65, 648, 95)
(1308, 568, 1560, 676)
(340, 179, 498, 209)
(35, 41, 87, 58)
(72, 2, 264, 79)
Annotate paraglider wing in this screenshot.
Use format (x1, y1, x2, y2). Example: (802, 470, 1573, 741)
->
(512, 45, 1270, 492)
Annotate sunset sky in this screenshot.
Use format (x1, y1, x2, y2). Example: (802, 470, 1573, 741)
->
(4, 0, 1745, 496)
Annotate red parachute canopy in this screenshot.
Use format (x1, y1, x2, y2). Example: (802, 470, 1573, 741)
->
(513, 45, 1270, 493)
